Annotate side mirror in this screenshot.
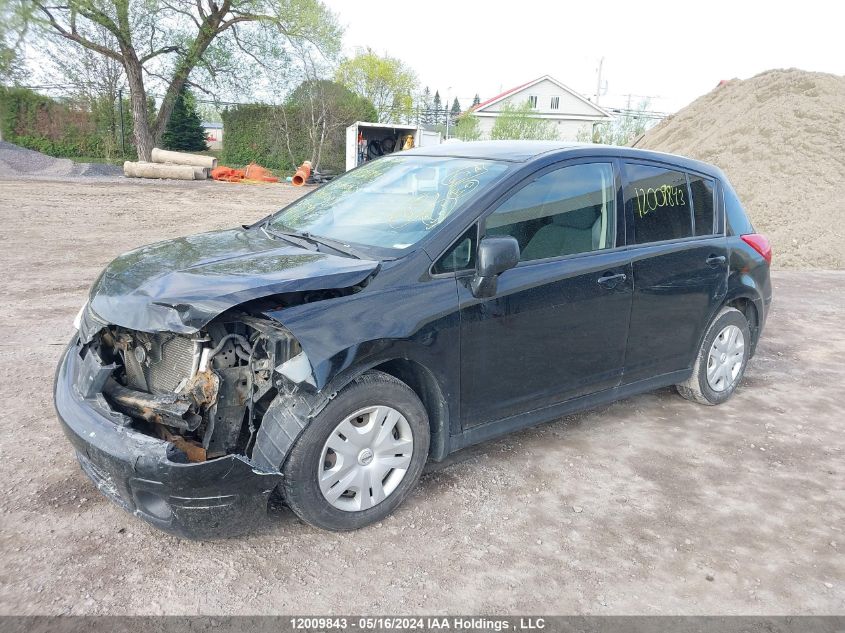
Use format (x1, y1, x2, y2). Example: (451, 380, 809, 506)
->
(470, 236, 520, 298)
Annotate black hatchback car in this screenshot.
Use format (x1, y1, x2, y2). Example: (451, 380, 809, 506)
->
(55, 141, 772, 537)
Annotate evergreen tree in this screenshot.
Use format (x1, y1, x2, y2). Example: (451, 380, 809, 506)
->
(162, 87, 208, 152)
(450, 97, 461, 116)
(432, 90, 442, 125)
(471, 93, 481, 108)
(419, 86, 432, 124)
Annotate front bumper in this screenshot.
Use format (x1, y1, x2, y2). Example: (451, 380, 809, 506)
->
(54, 337, 282, 539)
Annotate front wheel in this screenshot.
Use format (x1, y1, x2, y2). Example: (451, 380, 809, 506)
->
(676, 307, 751, 405)
(281, 370, 430, 530)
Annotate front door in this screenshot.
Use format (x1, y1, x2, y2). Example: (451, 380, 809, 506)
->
(457, 161, 633, 428)
(621, 162, 728, 383)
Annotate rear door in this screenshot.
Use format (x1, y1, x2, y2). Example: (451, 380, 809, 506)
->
(622, 161, 728, 383)
(454, 160, 633, 427)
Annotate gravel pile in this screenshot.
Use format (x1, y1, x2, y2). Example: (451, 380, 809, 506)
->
(0, 140, 122, 179)
(634, 68, 845, 269)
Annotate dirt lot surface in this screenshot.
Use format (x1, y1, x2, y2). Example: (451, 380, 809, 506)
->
(0, 178, 842, 615)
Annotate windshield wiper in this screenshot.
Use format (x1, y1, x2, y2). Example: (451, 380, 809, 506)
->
(301, 233, 365, 259)
(263, 221, 364, 259)
(260, 222, 318, 251)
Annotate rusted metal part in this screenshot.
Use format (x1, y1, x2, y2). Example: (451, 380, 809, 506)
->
(103, 378, 192, 425)
(185, 369, 220, 407)
(160, 427, 207, 463)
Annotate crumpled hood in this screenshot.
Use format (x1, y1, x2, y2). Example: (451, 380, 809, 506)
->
(88, 227, 379, 334)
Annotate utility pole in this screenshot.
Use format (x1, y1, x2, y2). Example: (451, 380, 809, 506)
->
(445, 86, 453, 139)
(595, 57, 604, 106)
(118, 88, 126, 156)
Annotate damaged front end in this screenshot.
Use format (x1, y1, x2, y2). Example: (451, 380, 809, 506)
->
(55, 304, 319, 539)
(93, 314, 300, 464)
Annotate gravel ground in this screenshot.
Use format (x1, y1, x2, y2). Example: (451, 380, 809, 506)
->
(0, 177, 843, 615)
(0, 141, 123, 180)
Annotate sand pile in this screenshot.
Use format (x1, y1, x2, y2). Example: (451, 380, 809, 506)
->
(0, 140, 121, 179)
(634, 69, 845, 269)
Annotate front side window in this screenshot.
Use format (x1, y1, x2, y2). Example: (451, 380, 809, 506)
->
(432, 225, 477, 274)
(269, 156, 509, 251)
(689, 174, 716, 236)
(625, 164, 692, 244)
(486, 163, 616, 262)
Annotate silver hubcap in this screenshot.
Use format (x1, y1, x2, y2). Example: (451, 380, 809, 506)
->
(319, 405, 413, 512)
(707, 325, 745, 392)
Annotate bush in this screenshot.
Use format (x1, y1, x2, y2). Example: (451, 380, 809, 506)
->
(222, 80, 377, 173)
(0, 86, 133, 159)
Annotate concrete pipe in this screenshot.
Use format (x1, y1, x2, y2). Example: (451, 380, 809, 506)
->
(124, 161, 197, 180)
(151, 148, 217, 169)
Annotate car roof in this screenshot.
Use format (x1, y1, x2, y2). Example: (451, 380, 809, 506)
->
(402, 140, 722, 178)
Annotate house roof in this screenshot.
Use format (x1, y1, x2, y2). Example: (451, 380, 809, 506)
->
(470, 75, 613, 120)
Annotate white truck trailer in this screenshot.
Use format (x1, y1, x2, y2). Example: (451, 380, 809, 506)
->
(345, 121, 441, 171)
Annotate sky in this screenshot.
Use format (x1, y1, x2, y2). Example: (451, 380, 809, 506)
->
(322, 0, 845, 114)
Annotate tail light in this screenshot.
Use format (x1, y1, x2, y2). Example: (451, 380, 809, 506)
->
(741, 233, 772, 265)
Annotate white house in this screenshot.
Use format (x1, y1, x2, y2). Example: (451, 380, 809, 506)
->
(202, 121, 224, 150)
(470, 75, 613, 140)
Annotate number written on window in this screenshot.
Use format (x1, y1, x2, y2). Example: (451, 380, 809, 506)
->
(625, 164, 692, 243)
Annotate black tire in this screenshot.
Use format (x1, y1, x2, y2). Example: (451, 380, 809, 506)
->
(676, 306, 751, 405)
(282, 370, 430, 530)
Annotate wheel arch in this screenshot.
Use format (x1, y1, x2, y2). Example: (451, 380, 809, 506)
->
(252, 354, 452, 473)
(368, 358, 451, 462)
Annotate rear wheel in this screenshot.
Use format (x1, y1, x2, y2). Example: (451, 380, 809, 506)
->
(282, 370, 429, 530)
(676, 307, 751, 405)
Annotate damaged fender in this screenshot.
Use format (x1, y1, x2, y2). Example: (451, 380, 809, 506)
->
(251, 272, 462, 469)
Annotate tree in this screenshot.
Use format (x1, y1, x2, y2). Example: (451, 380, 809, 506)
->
(432, 90, 441, 125)
(282, 78, 376, 170)
(453, 113, 481, 141)
(418, 86, 432, 124)
(335, 47, 417, 123)
(450, 97, 461, 116)
(21, 0, 342, 161)
(471, 93, 481, 108)
(37, 23, 129, 156)
(577, 98, 654, 146)
(0, 1, 29, 85)
(490, 100, 559, 140)
(162, 87, 207, 152)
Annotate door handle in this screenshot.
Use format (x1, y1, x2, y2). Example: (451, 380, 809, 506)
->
(597, 272, 627, 288)
(706, 254, 726, 267)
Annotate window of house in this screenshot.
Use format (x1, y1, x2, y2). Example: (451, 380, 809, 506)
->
(625, 163, 693, 244)
(486, 163, 616, 262)
(550, 96, 560, 109)
(527, 95, 538, 109)
(688, 174, 716, 236)
(432, 225, 477, 274)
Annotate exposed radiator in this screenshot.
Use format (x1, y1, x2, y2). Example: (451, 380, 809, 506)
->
(123, 333, 199, 394)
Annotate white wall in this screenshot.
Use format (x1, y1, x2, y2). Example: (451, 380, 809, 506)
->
(475, 115, 592, 141)
(484, 78, 601, 117)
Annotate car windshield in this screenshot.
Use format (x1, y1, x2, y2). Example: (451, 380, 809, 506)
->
(268, 156, 510, 251)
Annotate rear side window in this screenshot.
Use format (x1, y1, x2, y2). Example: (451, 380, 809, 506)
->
(625, 164, 692, 244)
(723, 182, 754, 235)
(689, 175, 716, 235)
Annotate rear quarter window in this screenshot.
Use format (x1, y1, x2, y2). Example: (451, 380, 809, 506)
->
(625, 163, 692, 243)
(689, 175, 716, 235)
(723, 182, 754, 235)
